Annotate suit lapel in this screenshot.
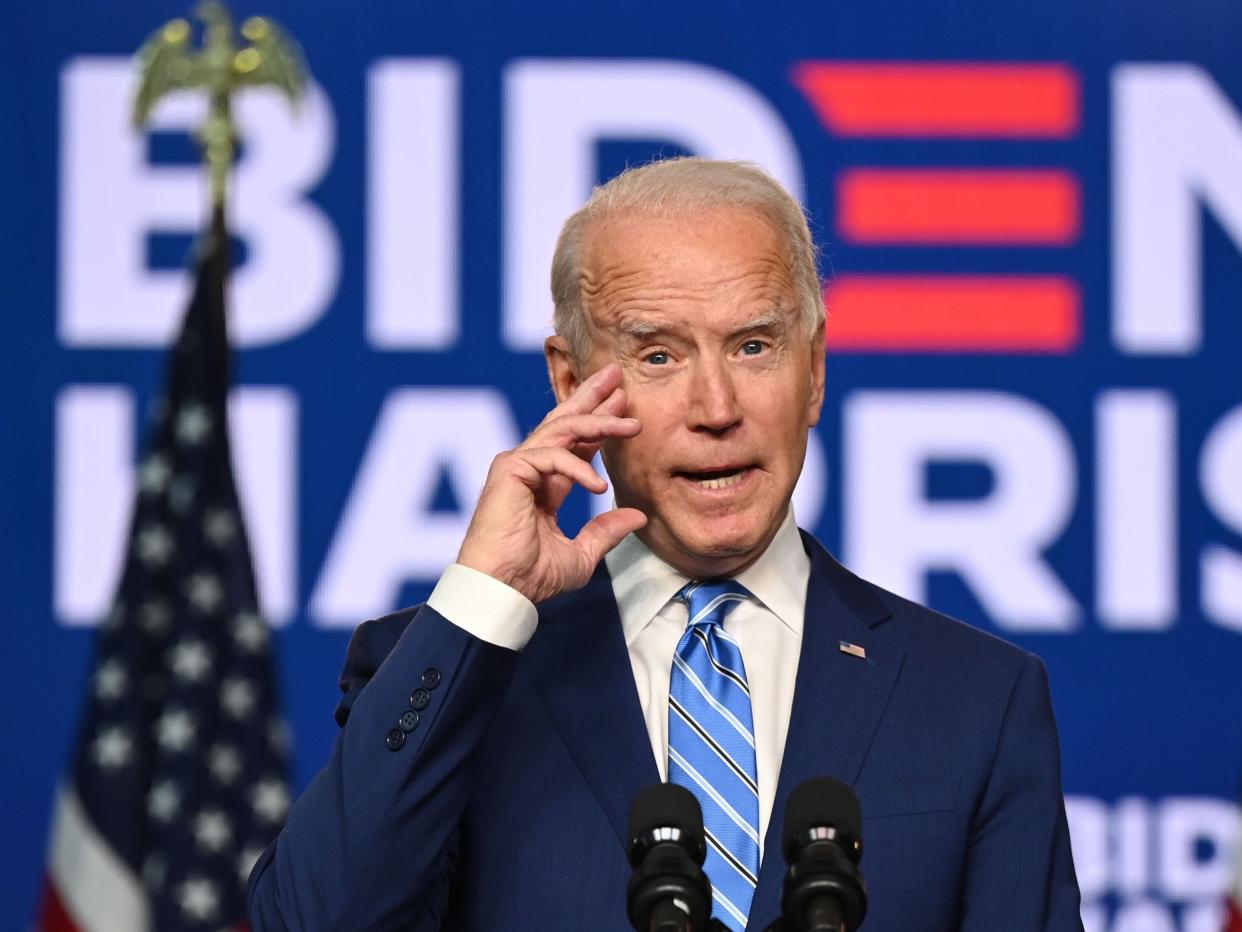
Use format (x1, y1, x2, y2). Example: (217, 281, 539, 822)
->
(523, 563, 661, 849)
(749, 534, 906, 928)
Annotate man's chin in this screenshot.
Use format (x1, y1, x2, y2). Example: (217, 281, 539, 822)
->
(640, 522, 767, 578)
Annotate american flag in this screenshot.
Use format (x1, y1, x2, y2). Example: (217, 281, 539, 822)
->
(39, 209, 290, 931)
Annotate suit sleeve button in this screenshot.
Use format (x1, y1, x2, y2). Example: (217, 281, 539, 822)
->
(421, 668, 441, 690)
(385, 728, 406, 751)
(398, 710, 420, 732)
(409, 688, 430, 711)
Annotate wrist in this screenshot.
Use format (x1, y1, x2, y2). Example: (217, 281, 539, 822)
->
(456, 547, 525, 595)
(429, 564, 539, 651)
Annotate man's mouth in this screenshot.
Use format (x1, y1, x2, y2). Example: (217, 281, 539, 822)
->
(675, 466, 754, 490)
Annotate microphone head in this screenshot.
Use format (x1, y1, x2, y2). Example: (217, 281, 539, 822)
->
(783, 777, 863, 865)
(627, 783, 707, 867)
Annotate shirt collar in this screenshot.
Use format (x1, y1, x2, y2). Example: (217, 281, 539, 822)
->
(605, 507, 809, 647)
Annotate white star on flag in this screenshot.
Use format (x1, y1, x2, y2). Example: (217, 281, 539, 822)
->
(178, 876, 220, 922)
(170, 638, 214, 683)
(156, 708, 197, 753)
(138, 453, 172, 495)
(193, 808, 233, 853)
(233, 611, 268, 652)
(186, 572, 224, 613)
(204, 507, 238, 545)
(148, 779, 181, 822)
(93, 658, 127, 701)
(220, 677, 256, 718)
(209, 743, 243, 784)
(251, 779, 290, 823)
(175, 402, 213, 446)
(91, 726, 133, 771)
(135, 524, 174, 567)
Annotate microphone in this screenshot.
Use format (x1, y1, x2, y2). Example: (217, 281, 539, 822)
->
(779, 778, 868, 932)
(627, 783, 714, 932)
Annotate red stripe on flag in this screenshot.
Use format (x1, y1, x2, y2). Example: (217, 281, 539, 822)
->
(837, 169, 1081, 244)
(791, 62, 1080, 137)
(37, 878, 83, 932)
(826, 275, 1080, 352)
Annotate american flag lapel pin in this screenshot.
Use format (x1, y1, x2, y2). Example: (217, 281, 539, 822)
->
(838, 640, 867, 660)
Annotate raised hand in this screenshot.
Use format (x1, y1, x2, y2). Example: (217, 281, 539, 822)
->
(456, 364, 647, 604)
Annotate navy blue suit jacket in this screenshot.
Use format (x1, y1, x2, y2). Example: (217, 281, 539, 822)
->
(248, 532, 1082, 930)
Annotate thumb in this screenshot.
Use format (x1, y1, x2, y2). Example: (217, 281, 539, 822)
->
(573, 507, 648, 567)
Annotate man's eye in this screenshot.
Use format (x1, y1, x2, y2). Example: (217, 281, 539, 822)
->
(741, 340, 766, 356)
(645, 351, 670, 365)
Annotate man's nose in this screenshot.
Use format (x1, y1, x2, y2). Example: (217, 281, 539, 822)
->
(687, 358, 741, 433)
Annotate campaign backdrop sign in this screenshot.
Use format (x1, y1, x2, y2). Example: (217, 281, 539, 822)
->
(3, 1, 1242, 927)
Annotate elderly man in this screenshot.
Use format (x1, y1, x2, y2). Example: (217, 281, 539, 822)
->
(248, 158, 1083, 931)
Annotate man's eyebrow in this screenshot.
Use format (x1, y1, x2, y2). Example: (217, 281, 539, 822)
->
(617, 319, 679, 340)
(616, 310, 790, 341)
(731, 310, 789, 335)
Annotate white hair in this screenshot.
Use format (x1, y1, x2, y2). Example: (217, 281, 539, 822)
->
(550, 157, 823, 361)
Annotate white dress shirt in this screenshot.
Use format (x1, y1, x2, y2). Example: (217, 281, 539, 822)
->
(427, 508, 810, 856)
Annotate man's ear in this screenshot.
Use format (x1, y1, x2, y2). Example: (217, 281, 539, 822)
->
(545, 335, 580, 404)
(806, 322, 826, 428)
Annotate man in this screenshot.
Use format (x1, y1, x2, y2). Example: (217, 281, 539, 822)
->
(248, 158, 1083, 930)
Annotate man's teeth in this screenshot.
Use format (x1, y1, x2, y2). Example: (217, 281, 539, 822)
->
(696, 469, 746, 490)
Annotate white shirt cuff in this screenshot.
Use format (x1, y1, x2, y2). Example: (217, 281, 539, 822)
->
(426, 564, 539, 651)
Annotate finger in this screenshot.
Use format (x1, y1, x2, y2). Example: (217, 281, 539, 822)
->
(510, 446, 609, 495)
(573, 507, 648, 565)
(574, 386, 635, 460)
(553, 363, 624, 418)
(525, 413, 640, 451)
(570, 439, 601, 463)
(590, 385, 628, 418)
(534, 472, 574, 512)
(576, 387, 631, 461)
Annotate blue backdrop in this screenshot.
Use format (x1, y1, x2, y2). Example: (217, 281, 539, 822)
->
(4, 1, 1242, 928)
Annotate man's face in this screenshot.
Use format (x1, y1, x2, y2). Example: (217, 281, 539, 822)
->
(547, 206, 825, 579)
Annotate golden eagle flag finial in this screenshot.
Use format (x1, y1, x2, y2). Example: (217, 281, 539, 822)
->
(132, 1, 308, 211)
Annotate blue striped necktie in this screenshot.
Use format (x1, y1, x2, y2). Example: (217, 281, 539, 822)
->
(667, 580, 760, 932)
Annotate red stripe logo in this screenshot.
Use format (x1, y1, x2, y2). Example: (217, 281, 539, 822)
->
(827, 275, 1080, 353)
(791, 62, 1080, 137)
(794, 61, 1084, 354)
(837, 169, 1081, 245)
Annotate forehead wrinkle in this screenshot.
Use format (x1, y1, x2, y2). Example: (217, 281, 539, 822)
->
(591, 287, 798, 348)
(579, 257, 645, 303)
(590, 266, 792, 322)
(587, 239, 791, 291)
(578, 215, 800, 339)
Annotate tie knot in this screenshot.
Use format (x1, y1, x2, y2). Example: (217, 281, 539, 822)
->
(677, 580, 751, 629)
